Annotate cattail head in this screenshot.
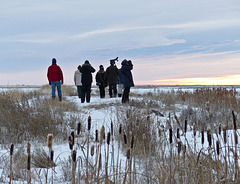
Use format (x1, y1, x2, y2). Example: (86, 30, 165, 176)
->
(100, 126, 105, 145)
(72, 150, 77, 162)
(51, 150, 54, 161)
(107, 132, 111, 145)
(182, 144, 186, 155)
(184, 119, 187, 133)
(71, 131, 75, 146)
(10, 144, 14, 156)
(98, 153, 102, 171)
(234, 131, 238, 145)
(201, 130, 204, 145)
(111, 121, 113, 136)
(177, 128, 180, 139)
(193, 123, 196, 137)
(207, 128, 212, 147)
(232, 110, 237, 131)
(219, 124, 221, 135)
(77, 122, 81, 135)
(223, 125, 227, 144)
(131, 136, 134, 149)
(91, 145, 95, 156)
(68, 135, 73, 150)
(88, 116, 91, 131)
(119, 124, 122, 135)
(127, 148, 131, 159)
(216, 140, 220, 156)
(124, 133, 127, 144)
(47, 134, 53, 150)
(95, 130, 98, 142)
(169, 128, 173, 144)
(27, 154, 31, 170)
(178, 141, 181, 155)
(27, 142, 31, 155)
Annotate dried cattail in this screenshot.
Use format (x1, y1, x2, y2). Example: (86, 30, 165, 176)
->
(219, 124, 221, 135)
(68, 135, 73, 150)
(98, 153, 102, 170)
(177, 128, 180, 139)
(223, 125, 227, 144)
(47, 134, 53, 150)
(27, 154, 31, 170)
(88, 116, 91, 131)
(95, 130, 98, 142)
(111, 121, 113, 136)
(147, 115, 150, 121)
(50, 150, 54, 161)
(232, 110, 237, 131)
(234, 131, 238, 145)
(169, 128, 173, 144)
(184, 119, 187, 134)
(127, 148, 131, 159)
(119, 124, 122, 135)
(10, 144, 14, 156)
(77, 122, 81, 135)
(27, 142, 31, 155)
(158, 128, 162, 137)
(72, 150, 77, 162)
(182, 144, 186, 155)
(207, 129, 212, 147)
(91, 145, 95, 156)
(193, 123, 196, 137)
(100, 126, 105, 144)
(201, 130, 204, 145)
(174, 115, 181, 126)
(71, 131, 75, 146)
(107, 132, 111, 145)
(131, 136, 134, 149)
(124, 133, 127, 144)
(216, 140, 220, 156)
(178, 141, 181, 155)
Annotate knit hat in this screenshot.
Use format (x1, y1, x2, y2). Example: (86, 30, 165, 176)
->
(99, 65, 104, 69)
(52, 58, 57, 63)
(85, 60, 89, 64)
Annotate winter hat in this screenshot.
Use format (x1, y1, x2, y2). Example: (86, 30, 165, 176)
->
(85, 60, 89, 64)
(99, 65, 104, 69)
(52, 58, 57, 63)
(77, 65, 81, 70)
(121, 59, 128, 65)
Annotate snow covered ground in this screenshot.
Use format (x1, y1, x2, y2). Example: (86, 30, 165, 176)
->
(0, 85, 240, 183)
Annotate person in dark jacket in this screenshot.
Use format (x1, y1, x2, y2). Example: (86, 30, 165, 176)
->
(96, 65, 106, 98)
(105, 58, 119, 98)
(80, 60, 95, 103)
(121, 59, 134, 103)
(47, 58, 64, 101)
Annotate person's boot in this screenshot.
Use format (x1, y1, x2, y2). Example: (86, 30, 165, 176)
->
(59, 97, 62, 102)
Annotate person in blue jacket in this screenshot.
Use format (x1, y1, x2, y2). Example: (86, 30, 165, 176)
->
(121, 59, 134, 103)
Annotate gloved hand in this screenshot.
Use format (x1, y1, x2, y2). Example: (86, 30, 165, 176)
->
(61, 81, 63, 85)
(49, 81, 51, 85)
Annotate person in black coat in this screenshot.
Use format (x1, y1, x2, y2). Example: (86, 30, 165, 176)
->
(121, 59, 134, 103)
(80, 60, 96, 103)
(95, 65, 106, 98)
(105, 58, 119, 98)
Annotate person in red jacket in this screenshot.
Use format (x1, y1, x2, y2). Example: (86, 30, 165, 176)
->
(47, 58, 64, 101)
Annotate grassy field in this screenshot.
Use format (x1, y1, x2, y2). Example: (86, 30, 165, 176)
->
(0, 85, 240, 183)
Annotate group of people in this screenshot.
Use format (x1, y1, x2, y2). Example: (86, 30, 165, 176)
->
(47, 57, 134, 103)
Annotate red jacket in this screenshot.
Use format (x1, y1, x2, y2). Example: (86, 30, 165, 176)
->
(47, 63, 64, 82)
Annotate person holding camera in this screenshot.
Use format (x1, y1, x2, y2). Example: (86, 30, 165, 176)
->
(121, 59, 134, 103)
(95, 65, 106, 98)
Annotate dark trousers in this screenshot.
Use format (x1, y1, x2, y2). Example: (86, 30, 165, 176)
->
(77, 86, 82, 98)
(81, 84, 91, 103)
(109, 84, 117, 98)
(122, 87, 130, 103)
(99, 85, 105, 98)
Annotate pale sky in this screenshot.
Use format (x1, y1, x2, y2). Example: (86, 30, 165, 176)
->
(0, 0, 240, 85)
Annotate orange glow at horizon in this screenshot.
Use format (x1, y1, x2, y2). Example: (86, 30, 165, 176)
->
(137, 74, 240, 85)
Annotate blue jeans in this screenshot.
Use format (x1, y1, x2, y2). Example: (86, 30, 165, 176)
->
(51, 81, 62, 97)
